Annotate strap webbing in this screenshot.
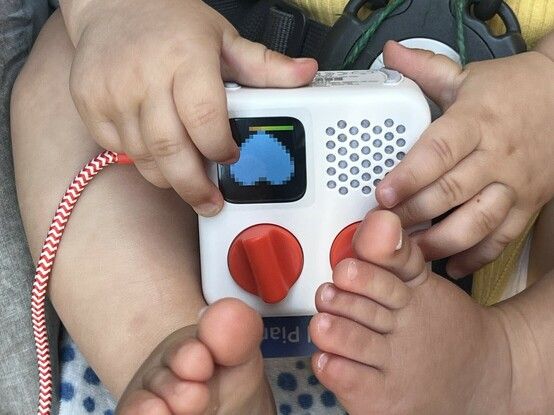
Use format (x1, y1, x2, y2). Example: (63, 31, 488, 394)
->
(302, 19, 330, 59)
(204, 0, 330, 59)
(263, 8, 295, 54)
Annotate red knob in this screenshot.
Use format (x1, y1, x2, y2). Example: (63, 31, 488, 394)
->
(228, 224, 303, 304)
(330, 222, 361, 269)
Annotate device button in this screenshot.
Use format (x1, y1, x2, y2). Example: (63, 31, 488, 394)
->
(228, 224, 303, 304)
(330, 222, 361, 268)
(379, 68, 403, 85)
(224, 82, 241, 90)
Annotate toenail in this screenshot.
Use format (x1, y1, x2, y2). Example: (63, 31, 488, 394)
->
(317, 353, 329, 371)
(395, 231, 403, 251)
(347, 260, 358, 280)
(320, 285, 336, 302)
(317, 314, 332, 332)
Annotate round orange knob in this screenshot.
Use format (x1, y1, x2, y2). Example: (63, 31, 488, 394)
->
(330, 222, 361, 269)
(228, 225, 304, 304)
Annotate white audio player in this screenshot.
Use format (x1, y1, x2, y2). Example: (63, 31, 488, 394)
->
(199, 69, 431, 316)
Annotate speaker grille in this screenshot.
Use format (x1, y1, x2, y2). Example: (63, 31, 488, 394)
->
(324, 119, 407, 196)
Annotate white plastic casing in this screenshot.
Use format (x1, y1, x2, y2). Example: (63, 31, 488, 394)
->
(199, 69, 431, 316)
(369, 38, 462, 71)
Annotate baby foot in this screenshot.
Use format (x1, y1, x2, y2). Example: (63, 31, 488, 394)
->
(309, 210, 513, 415)
(117, 298, 274, 415)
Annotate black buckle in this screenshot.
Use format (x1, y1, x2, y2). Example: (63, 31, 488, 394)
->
(473, 0, 502, 21)
(318, 0, 526, 70)
(258, 0, 308, 57)
(318, 0, 408, 70)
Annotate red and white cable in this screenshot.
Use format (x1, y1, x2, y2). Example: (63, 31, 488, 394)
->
(31, 150, 131, 415)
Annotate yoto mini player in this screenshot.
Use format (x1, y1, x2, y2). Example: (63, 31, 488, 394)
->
(199, 69, 431, 317)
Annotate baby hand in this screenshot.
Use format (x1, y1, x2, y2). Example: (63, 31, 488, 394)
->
(61, 0, 317, 216)
(376, 41, 554, 277)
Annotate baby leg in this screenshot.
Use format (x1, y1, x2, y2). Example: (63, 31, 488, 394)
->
(11, 11, 273, 414)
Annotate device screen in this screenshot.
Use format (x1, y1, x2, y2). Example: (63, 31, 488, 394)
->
(218, 117, 307, 204)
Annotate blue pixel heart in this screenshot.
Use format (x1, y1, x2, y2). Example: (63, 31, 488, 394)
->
(230, 131, 294, 185)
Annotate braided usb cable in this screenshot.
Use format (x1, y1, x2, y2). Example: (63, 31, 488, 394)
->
(32, 151, 120, 415)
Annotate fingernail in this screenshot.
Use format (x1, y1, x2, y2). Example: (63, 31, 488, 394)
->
(395, 232, 403, 251)
(320, 285, 336, 303)
(222, 149, 240, 164)
(379, 186, 397, 208)
(198, 306, 208, 319)
(294, 57, 314, 64)
(317, 353, 329, 371)
(317, 314, 331, 333)
(408, 229, 426, 238)
(447, 267, 466, 279)
(196, 202, 222, 217)
(395, 41, 408, 50)
(347, 260, 358, 281)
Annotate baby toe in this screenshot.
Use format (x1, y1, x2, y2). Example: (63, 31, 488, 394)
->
(143, 366, 209, 415)
(332, 259, 411, 310)
(315, 283, 395, 333)
(163, 337, 214, 382)
(311, 352, 387, 414)
(353, 210, 428, 285)
(117, 389, 172, 415)
(309, 313, 390, 369)
(198, 298, 263, 367)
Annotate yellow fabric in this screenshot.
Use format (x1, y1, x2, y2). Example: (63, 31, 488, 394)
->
(492, 0, 554, 47)
(292, 0, 554, 44)
(289, 0, 344, 26)
(292, 0, 553, 305)
(472, 213, 539, 306)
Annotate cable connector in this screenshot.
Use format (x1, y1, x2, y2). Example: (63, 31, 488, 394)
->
(116, 153, 134, 165)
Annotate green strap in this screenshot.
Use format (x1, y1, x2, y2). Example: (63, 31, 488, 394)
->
(342, 0, 469, 69)
(455, 0, 469, 65)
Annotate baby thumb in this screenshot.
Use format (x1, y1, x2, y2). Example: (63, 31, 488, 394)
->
(223, 34, 317, 88)
(383, 41, 464, 110)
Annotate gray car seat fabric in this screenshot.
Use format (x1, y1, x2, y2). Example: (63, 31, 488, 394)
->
(0, 1, 60, 414)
